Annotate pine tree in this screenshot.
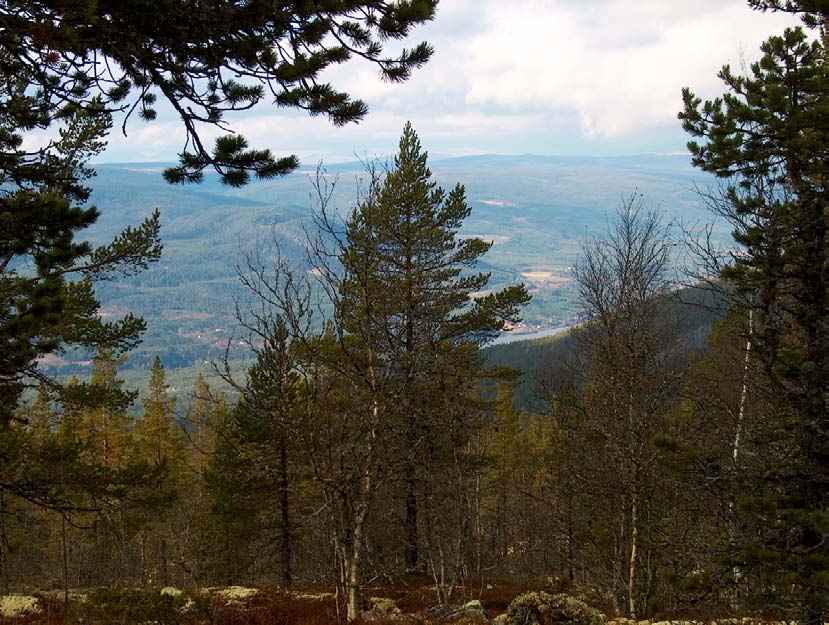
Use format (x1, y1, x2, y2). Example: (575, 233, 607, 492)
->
(1, 1, 436, 185)
(0, 108, 161, 428)
(0, 107, 161, 530)
(680, 7, 827, 622)
(352, 123, 530, 571)
(329, 123, 528, 614)
(233, 123, 529, 618)
(1, 0, 435, 521)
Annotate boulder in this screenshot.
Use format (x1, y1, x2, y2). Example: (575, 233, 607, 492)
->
(0, 595, 41, 618)
(361, 597, 403, 622)
(501, 592, 603, 625)
(443, 599, 488, 622)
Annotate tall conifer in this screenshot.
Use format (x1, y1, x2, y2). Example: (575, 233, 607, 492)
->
(356, 123, 530, 570)
(680, 8, 827, 621)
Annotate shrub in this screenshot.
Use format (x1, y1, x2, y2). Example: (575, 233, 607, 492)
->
(503, 592, 603, 625)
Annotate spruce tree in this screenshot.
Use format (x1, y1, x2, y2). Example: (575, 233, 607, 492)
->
(183, 373, 225, 582)
(203, 401, 262, 585)
(484, 379, 527, 573)
(133, 356, 185, 585)
(80, 351, 135, 471)
(136, 357, 180, 468)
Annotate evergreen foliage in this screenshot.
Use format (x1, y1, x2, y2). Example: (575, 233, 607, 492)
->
(0, 109, 161, 427)
(3, 5, 826, 621)
(680, 5, 828, 621)
(340, 123, 530, 571)
(1, 0, 434, 535)
(0, 0, 436, 185)
(225, 124, 528, 617)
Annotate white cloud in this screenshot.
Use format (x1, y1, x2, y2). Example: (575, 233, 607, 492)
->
(457, 0, 802, 137)
(95, 0, 805, 162)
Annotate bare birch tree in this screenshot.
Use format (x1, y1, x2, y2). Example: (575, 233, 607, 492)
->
(574, 196, 683, 618)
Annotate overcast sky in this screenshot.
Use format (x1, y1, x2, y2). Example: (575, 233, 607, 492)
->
(97, 0, 801, 164)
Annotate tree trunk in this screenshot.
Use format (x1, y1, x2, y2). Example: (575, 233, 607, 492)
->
(405, 460, 418, 570)
(628, 492, 638, 620)
(346, 537, 362, 623)
(141, 533, 147, 584)
(279, 433, 293, 586)
(729, 307, 752, 607)
(345, 387, 379, 622)
(403, 241, 419, 573)
(566, 494, 575, 584)
(161, 537, 168, 586)
(61, 512, 69, 605)
(345, 476, 372, 621)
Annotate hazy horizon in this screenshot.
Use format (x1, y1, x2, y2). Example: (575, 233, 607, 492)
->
(28, 1, 801, 167)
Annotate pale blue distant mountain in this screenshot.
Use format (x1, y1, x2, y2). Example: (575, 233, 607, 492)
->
(67, 154, 721, 374)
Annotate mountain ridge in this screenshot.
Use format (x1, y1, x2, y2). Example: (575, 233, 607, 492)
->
(51, 153, 722, 383)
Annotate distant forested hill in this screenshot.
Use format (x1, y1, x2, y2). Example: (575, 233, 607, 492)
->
(49, 154, 722, 385)
(484, 285, 727, 413)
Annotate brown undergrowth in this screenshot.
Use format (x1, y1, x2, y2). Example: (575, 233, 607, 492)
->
(0, 579, 781, 625)
(0, 582, 507, 625)
(211, 590, 340, 625)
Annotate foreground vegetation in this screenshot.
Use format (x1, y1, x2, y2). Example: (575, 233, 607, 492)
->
(0, 1, 825, 625)
(0, 580, 803, 625)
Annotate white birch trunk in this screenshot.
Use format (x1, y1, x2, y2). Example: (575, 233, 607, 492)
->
(729, 307, 753, 602)
(628, 491, 638, 620)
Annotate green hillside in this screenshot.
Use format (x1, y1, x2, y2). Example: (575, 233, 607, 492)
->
(46, 155, 722, 394)
(484, 285, 727, 412)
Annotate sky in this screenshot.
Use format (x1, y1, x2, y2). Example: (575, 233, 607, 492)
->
(94, 0, 802, 164)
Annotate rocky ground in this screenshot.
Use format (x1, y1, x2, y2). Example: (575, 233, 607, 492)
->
(0, 584, 798, 625)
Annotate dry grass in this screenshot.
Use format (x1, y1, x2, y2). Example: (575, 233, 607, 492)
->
(211, 589, 340, 625)
(0, 580, 501, 625)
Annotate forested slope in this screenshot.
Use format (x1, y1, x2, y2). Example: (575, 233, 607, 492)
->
(48, 155, 720, 381)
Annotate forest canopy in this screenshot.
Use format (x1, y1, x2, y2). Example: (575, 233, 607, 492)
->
(0, 2, 826, 625)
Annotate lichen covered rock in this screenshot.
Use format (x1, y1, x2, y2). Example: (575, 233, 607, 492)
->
(0, 595, 41, 618)
(214, 585, 258, 604)
(361, 596, 403, 622)
(444, 599, 488, 622)
(502, 592, 602, 625)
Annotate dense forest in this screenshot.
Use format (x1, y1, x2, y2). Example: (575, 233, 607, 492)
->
(0, 2, 825, 625)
